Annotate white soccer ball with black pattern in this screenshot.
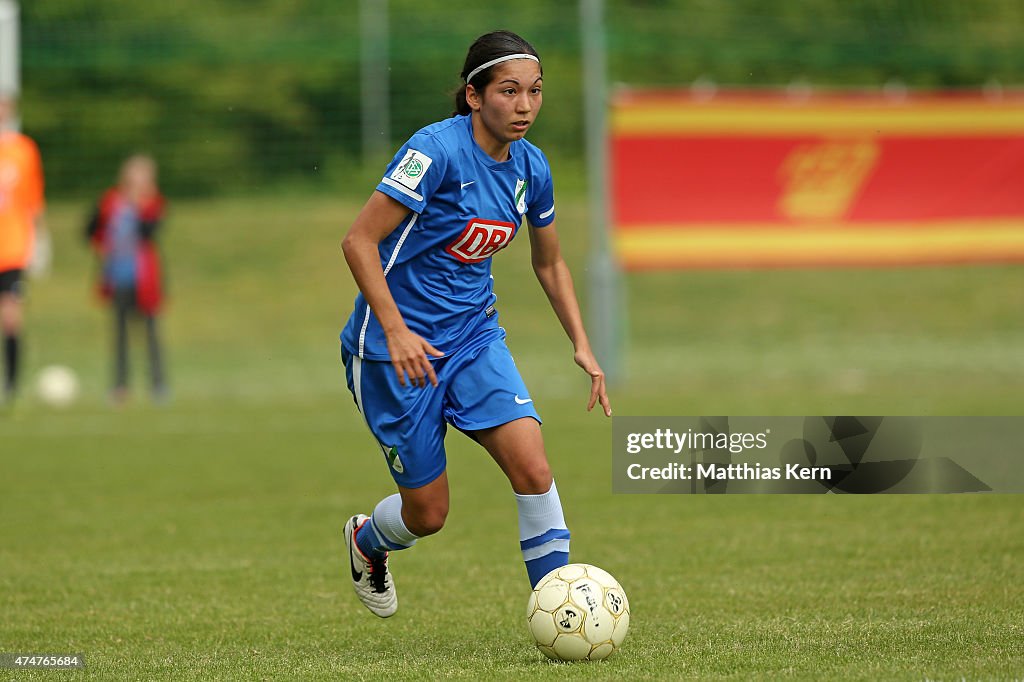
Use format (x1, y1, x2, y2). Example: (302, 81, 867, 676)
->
(525, 563, 630, 661)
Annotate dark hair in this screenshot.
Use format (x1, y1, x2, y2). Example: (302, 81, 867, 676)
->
(453, 30, 541, 116)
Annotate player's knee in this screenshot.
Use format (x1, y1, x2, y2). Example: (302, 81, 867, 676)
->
(406, 503, 448, 537)
(514, 459, 553, 495)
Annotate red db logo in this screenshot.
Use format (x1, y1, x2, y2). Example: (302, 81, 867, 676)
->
(445, 218, 517, 263)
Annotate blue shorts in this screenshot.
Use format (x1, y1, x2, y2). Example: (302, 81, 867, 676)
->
(342, 327, 541, 489)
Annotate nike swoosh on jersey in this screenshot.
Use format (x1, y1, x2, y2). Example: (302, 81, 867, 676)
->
(514, 395, 533, 404)
(460, 181, 475, 189)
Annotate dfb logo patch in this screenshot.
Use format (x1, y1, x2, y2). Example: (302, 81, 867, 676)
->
(389, 148, 432, 191)
(445, 218, 517, 263)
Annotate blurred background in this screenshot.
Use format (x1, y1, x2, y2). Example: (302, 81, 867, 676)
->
(5, 0, 1024, 410)
(18, 0, 1024, 197)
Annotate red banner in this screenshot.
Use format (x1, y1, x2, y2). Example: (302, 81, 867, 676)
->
(611, 91, 1024, 269)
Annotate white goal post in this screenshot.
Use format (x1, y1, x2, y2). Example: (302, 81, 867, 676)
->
(0, 0, 18, 100)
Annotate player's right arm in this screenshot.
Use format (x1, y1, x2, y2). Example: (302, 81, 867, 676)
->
(341, 191, 444, 388)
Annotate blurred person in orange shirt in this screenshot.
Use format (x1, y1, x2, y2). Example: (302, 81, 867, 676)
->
(0, 94, 45, 403)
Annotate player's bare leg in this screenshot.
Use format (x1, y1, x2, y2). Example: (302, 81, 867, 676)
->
(475, 418, 551, 494)
(1, 292, 23, 401)
(475, 418, 570, 586)
(397, 470, 450, 537)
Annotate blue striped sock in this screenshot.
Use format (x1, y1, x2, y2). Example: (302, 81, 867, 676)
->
(516, 480, 571, 587)
(356, 494, 418, 560)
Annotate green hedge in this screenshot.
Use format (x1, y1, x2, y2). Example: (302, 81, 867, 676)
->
(18, 0, 1024, 198)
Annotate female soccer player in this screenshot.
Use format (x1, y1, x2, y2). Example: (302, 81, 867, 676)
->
(340, 30, 611, 618)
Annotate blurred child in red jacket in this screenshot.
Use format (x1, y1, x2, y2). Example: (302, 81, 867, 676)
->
(86, 155, 168, 403)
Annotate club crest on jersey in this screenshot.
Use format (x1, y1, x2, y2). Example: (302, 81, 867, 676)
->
(390, 148, 433, 190)
(445, 218, 517, 263)
(514, 178, 528, 215)
(384, 445, 404, 474)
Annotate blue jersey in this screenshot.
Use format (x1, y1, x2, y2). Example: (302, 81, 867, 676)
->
(341, 114, 556, 360)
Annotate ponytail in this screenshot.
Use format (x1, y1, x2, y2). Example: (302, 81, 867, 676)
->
(453, 84, 472, 117)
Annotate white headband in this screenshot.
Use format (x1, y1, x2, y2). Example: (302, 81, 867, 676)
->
(465, 53, 540, 85)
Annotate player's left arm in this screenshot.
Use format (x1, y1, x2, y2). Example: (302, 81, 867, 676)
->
(528, 220, 611, 417)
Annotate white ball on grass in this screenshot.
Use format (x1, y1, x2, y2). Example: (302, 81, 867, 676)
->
(36, 365, 79, 407)
(526, 563, 630, 662)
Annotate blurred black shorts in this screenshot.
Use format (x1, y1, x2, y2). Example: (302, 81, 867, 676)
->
(0, 269, 24, 297)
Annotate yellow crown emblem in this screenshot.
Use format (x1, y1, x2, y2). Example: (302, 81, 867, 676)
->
(778, 139, 879, 221)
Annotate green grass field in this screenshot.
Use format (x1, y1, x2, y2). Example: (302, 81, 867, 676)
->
(2, 195, 1023, 680)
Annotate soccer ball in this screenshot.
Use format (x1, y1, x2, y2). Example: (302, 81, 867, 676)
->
(36, 365, 79, 407)
(526, 563, 630, 661)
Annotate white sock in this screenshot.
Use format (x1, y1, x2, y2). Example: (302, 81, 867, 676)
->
(515, 480, 571, 587)
(371, 493, 419, 549)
